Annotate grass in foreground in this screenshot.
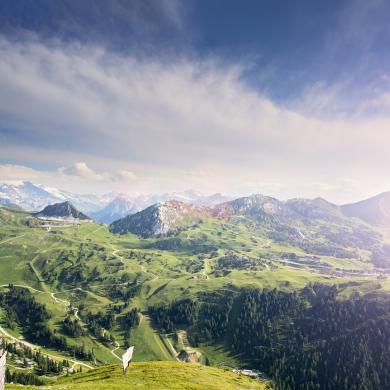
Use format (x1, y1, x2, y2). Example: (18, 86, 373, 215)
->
(6, 361, 267, 389)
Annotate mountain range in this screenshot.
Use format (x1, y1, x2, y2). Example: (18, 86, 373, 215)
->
(0, 181, 231, 221)
(108, 195, 344, 237)
(0, 181, 104, 212)
(89, 195, 138, 224)
(3, 187, 390, 390)
(2, 180, 390, 230)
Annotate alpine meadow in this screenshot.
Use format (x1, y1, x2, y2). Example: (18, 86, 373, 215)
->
(1, 1, 390, 390)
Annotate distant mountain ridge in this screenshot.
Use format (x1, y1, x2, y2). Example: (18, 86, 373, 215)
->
(342, 192, 390, 226)
(211, 194, 345, 222)
(0, 181, 105, 212)
(286, 197, 342, 219)
(0, 181, 60, 211)
(110, 194, 347, 237)
(212, 194, 285, 219)
(2, 180, 390, 228)
(90, 195, 137, 224)
(34, 201, 90, 220)
(0, 181, 231, 216)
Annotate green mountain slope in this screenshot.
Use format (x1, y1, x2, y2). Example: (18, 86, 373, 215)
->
(6, 362, 268, 389)
(2, 202, 390, 389)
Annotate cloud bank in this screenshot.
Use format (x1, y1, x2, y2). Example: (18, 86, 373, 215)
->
(0, 36, 389, 202)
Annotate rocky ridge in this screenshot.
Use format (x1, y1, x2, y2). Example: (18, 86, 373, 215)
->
(34, 201, 90, 220)
(109, 200, 208, 237)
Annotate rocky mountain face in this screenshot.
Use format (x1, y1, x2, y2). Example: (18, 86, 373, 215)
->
(34, 201, 90, 220)
(212, 194, 286, 219)
(110, 194, 347, 238)
(212, 194, 343, 223)
(107, 193, 388, 269)
(109, 200, 208, 237)
(90, 195, 137, 224)
(341, 192, 390, 226)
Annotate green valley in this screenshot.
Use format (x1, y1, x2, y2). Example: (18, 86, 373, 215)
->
(1, 195, 390, 389)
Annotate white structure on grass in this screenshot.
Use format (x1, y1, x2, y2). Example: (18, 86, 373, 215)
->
(122, 346, 134, 373)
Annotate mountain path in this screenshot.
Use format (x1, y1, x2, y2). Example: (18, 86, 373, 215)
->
(83, 225, 104, 239)
(0, 323, 93, 369)
(110, 341, 121, 361)
(112, 248, 124, 264)
(0, 233, 26, 245)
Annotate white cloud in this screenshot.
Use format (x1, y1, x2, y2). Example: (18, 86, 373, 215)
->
(116, 170, 138, 181)
(58, 162, 103, 181)
(0, 164, 39, 181)
(0, 36, 390, 202)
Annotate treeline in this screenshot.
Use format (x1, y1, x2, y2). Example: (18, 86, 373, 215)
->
(3, 340, 70, 375)
(149, 292, 234, 343)
(148, 237, 218, 255)
(123, 308, 140, 332)
(81, 302, 140, 347)
(62, 315, 85, 337)
(149, 284, 390, 390)
(105, 283, 141, 301)
(0, 285, 94, 361)
(123, 308, 140, 348)
(84, 310, 116, 342)
(5, 369, 43, 386)
(218, 251, 264, 271)
(150, 298, 198, 332)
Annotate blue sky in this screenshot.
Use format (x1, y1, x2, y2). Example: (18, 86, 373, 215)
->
(0, 0, 389, 202)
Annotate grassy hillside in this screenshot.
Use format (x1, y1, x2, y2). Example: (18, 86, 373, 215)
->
(5, 362, 268, 389)
(2, 206, 390, 387)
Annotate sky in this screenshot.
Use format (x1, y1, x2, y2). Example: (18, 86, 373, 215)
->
(0, 0, 390, 203)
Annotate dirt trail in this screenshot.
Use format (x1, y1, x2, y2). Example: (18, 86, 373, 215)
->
(140, 264, 159, 281)
(112, 248, 124, 264)
(0, 233, 26, 245)
(83, 225, 104, 239)
(110, 341, 122, 361)
(0, 324, 93, 369)
(1, 228, 129, 368)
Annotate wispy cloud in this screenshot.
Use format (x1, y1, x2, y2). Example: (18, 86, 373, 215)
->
(0, 164, 39, 181)
(116, 170, 138, 182)
(0, 35, 389, 202)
